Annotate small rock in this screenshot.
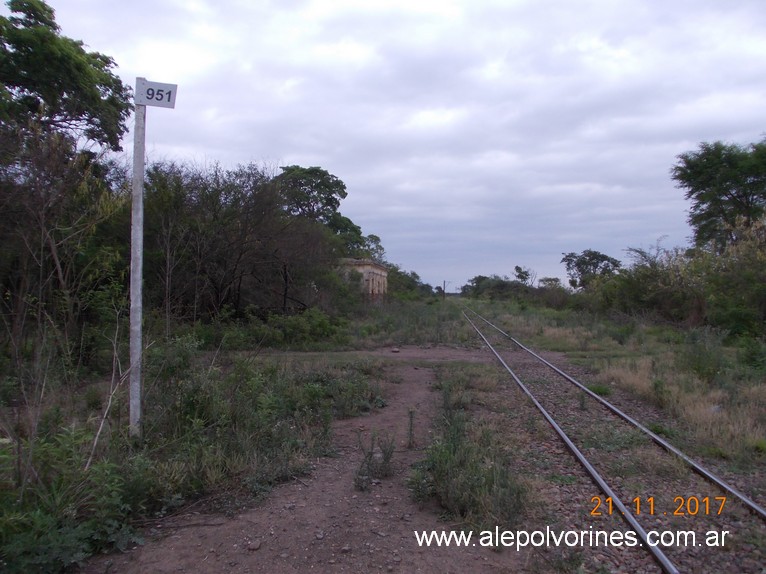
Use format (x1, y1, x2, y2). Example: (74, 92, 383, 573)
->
(248, 540, 261, 552)
(341, 545, 352, 553)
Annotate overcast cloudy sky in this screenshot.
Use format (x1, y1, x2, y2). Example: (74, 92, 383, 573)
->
(14, 0, 766, 290)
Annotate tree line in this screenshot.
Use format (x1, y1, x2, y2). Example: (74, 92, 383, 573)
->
(463, 138, 766, 340)
(1, 0, 436, 382)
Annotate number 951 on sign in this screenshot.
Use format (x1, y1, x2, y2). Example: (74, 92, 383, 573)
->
(135, 78, 178, 109)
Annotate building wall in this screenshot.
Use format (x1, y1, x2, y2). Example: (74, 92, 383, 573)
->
(340, 259, 388, 298)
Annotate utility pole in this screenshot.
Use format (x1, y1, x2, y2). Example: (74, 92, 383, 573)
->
(129, 77, 178, 440)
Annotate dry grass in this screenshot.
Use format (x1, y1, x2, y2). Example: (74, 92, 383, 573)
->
(474, 301, 766, 462)
(678, 390, 766, 456)
(588, 339, 765, 460)
(608, 445, 688, 481)
(594, 358, 655, 400)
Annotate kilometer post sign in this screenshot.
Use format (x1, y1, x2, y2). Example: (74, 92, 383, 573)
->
(135, 78, 178, 108)
(130, 76, 178, 439)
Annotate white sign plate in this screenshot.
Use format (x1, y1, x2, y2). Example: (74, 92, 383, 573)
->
(135, 78, 178, 108)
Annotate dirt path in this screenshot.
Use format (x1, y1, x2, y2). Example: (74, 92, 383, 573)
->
(82, 346, 523, 574)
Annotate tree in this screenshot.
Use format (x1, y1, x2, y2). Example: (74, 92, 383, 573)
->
(561, 249, 621, 289)
(0, 124, 126, 373)
(0, 0, 132, 151)
(538, 277, 562, 289)
(671, 139, 766, 249)
(513, 265, 536, 286)
(274, 165, 348, 224)
(387, 265, 433, 300)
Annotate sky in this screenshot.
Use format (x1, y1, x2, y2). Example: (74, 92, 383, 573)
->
(8, 0, 765, 290)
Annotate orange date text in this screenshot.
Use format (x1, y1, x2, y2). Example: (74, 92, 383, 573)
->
(590, 495, 726, 517)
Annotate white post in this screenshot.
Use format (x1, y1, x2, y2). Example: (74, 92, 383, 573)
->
(130, 90, 147, 440)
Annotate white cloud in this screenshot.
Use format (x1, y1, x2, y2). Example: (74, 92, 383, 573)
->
(22, 0, 765, 289)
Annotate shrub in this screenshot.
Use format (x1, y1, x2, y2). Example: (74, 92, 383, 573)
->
(412, 371, 526, 531)
(1, 352, 382, 572)
(678, 327, 728, 384)
(0, 429, 136, 573)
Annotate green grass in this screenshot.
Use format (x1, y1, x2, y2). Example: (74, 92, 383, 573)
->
(469, 300, 766, 463)
(408, 363, 526, 532)
(0, 350, 384, 573)
(586, 383, 612, 397)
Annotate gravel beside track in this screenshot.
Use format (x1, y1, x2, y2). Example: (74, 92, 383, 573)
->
(468, 312, 766, 573)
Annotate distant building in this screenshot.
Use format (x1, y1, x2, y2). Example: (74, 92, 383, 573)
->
(340, 258, 388, 299)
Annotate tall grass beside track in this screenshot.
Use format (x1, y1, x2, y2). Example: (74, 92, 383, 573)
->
(0, 298, 475, 572)
(0, 343, 384, 572)
(347, 299, 473, 347)
(408, 362, 527, 532)
(470, 300, 766, 464)
(4, 297, 762, 572)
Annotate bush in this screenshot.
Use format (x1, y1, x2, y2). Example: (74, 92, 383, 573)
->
(0, 429, 136, 573)
(1, 352, 382, 572)
(738, 337, 766, 370)
(678, 327, 728, 384)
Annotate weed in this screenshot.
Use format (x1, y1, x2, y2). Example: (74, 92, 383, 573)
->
(407, 408, 416, 448)
(581, 427, 648, 452)
(82, 386, 102, 412)
(354, 431, 395, 491)
(701, 445, 732, 459)
(548, 474, 578, 485)
(678, 326, 728, 384)
(652, 379, 669, 408)
(407, 462, 434, 506)
(646, 422, 675, 438)
(586, 383, 611, 397)
(1, 352, 382, 572)
(412, 371, 526, 531)
(750, 438, 766, 455)
(738, 337, 766, 369)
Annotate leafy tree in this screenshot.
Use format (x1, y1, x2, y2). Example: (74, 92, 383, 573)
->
(0, 0, 132, 150)
(513, 265, 536, 286)
(0, 125, 126, 374)
(671, 139, 766, 249)
(387, 265, 433, 300)
(561, 249, 621, 289)
(538, 277, 562, 289)
(325, 213, 384, 261)
(274, 165, 348, 224)
(140, 161, 360, 320)
(460, 274, 530, 299)
(360, 233, 385, 263)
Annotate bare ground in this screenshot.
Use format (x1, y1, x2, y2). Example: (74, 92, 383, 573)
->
(81, 345, 526, 574)
(82, 342, 762, 573)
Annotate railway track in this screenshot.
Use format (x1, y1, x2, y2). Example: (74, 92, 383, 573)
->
(462, 307, 766, 574)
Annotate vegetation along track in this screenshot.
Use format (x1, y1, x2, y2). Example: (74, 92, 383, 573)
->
(462, 307, 766, 574)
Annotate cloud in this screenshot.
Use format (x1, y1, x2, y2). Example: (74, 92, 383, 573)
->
(31, 0, 766, 289)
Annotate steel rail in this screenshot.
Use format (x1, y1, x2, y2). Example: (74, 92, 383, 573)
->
(464, 307, 766, 523)
(462, 312, 680, 574)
